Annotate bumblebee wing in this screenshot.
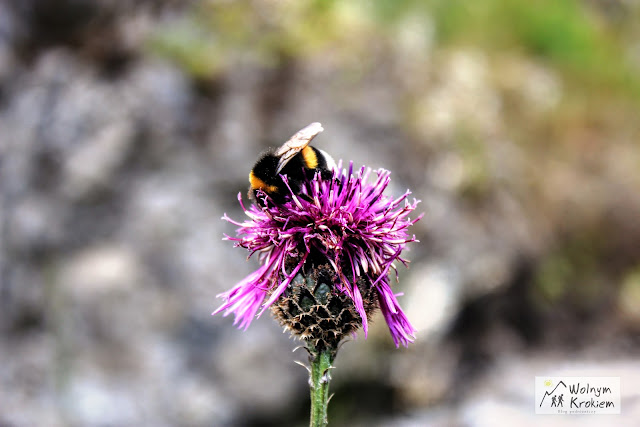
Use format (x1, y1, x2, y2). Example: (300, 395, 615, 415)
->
(275, 122, 324, 174)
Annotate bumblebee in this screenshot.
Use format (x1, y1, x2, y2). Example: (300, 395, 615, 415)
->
(249, 122, 337, 206)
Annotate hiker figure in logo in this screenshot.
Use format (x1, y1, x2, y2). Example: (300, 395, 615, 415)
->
(557, 394, 564, 407)
(551, 395, 558, 407)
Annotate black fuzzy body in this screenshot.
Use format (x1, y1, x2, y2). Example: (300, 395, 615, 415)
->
(249, 146, 333, 206)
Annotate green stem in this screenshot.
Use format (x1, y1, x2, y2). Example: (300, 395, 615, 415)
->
(309, 346, 334, 427)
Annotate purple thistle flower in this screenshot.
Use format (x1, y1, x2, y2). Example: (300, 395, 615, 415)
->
(214, 162, 422, 347)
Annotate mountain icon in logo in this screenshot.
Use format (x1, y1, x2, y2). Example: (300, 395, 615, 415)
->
(539, 381, 567, 407)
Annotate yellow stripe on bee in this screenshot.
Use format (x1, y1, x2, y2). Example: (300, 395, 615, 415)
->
(249, 171, 279, 193)
(301, 146, 318, 169)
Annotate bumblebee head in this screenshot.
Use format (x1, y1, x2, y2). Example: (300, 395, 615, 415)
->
(249, 153, 280, 197)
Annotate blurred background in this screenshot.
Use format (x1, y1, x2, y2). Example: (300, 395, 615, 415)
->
(1, 0, 640, 426)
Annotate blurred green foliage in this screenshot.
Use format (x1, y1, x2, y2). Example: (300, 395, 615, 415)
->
(150, 0, 640, 99)
(149, 1, 351, 77)
(429, 0, 640, 98)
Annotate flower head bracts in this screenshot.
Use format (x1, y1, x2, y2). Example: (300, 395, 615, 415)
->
(214, 162, 422, 347)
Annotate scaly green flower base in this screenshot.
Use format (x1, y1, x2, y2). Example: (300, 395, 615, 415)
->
(308, 345, 335, 427)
